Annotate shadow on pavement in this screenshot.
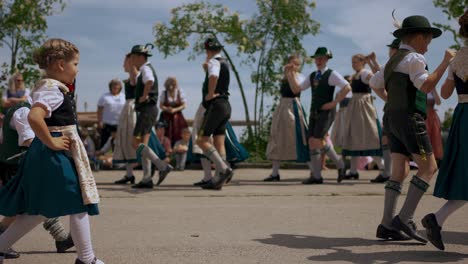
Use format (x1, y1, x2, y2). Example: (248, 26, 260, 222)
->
(255, 233, 468, 263)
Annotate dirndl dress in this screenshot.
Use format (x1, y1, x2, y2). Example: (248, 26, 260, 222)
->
(434, 73, 468, 200)
(266, 97, 309, 162)
(113, 99, 137, 164)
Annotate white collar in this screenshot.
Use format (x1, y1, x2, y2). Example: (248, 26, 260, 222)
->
(399, 44, 416, 52)
(316, 66, 328, 73)
(212, 54, 222, 60)
(139, 61, 151, 71)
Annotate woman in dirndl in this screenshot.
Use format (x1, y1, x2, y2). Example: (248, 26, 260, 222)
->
(113, 54, 138, 184)
(342, 54, 383, 180)
(331, 75, 352, 150)
(159, 77, 188, 145)
(264, 55, 309, 182)
(422, 11, 468, 251)
(425, 90, 443, 161)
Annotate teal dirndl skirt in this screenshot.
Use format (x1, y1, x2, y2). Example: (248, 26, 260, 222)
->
(434, 103, 468, 201)
(0, 134, 99, 218)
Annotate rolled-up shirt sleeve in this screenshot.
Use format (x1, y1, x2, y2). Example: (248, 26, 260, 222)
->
(329, 71, 350, 91)
(141, 65, 155, 84)
(10, 107, 35, 146)
(370, 69, 385, 90)
(408, 54, 429, 90)
(208, 59, 221, 78)
(31, 88, 64, 118)
(300, 75, 311, 91)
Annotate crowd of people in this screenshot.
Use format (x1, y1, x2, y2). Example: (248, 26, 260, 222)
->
(0, 10, 465, 264)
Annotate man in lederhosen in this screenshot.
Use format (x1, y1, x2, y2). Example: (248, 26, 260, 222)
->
(129, 44, 172, 189)
(196, 38, 233, 190)
(369, 15, 454, 242)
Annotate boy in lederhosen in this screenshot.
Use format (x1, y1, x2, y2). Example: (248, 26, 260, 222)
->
(129, 44, 172, 189)
(294, 47, 351, 184)
(369, 15, 454, 242)
(196, 38, 233, 190)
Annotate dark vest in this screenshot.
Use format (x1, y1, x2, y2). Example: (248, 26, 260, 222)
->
(0, 101, 31, 164)
(135, 63, 158, 110)
(124, 80, 136, 100)
(202, 57, 230, 107)
(351, 73, 371, 93)
(454, 74, 468, 95)
(310, 69, 334, 111)
(44, 92, 77, 126)
(7, 89, 26, 99)
(384, 49, 427, 116)
(280, 79, 300, 98)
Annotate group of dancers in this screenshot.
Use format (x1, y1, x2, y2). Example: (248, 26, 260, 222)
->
(0, 10, 466, 263)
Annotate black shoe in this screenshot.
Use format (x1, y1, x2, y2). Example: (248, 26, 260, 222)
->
(56, 234, 74, 253)
(200, 179, 221, 190)
(302, 177, 323, 185)
(225, 169, 235, 184)
(263, 175, 280, 182)
(392, 215, 427, 243)
(344, 172, 359, 180)
(193, 179, 211, 186)
(75, 257, 102, 264)
(376, 224, 411, 241)
(2, 247, 20, 259)
(156, 165, 173, 186)
(422, 213, 445, 250)
(370, 173, 389, 183)
(132, 180, 154, 189)
(201, 168, 233, 190)
(337, 168, 346, 183)
(114, 175, 135, 184)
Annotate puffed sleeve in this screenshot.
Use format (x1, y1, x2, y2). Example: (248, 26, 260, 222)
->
(179, 89, 187, 104)
(360, 69, 373, 84)
(141, 65, 155, 83)
(370, 67, 385, 90)
(31, 86, 64, 118)
(10, 107, 35, 146)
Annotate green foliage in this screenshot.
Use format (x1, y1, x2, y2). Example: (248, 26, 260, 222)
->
(433, 0, 468, 50)
(0, 0, 66, 90)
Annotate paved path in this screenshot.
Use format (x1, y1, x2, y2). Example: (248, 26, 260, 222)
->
(8, 169, 468, 264)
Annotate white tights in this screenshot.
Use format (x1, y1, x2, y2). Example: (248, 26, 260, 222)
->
(0, 213, 96, 263)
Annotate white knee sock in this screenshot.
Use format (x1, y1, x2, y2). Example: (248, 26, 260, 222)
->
(435, 200, 466, 226)
(350, 157, 359, 174)
(271, 160, 280, 177)
(70, 213, 95, 264)
(0, 215, 45, 253)
(200, 158, 212, 181)
(138, 144, 167, 171)
(141, 158, 152, 183)
(126, 164, 134, 177)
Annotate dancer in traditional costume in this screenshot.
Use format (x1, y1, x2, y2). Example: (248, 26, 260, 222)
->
(113, 54, 138, 184)
(129, 44, 172, 189)
(264, 55, 310, 182)
(0, 38, 104, 264)
(422, 10, 468, 250)
(369, 15, 454, 243)
(294, 47, 351, 184)
(341, 54, 383, 180)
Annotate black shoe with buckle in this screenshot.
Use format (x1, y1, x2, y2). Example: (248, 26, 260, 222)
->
(392, 215, 427, 243)
(132, 180, 154, 189)
(344, 172, 359, 180)
(337, 168, 346, 183)
(264, 175, 280, 182)
(422, 213, 445, 250)
(56, 234, 74, 253)
(302, 177, 323, 185)
(114, 175, 135, 184)
(370, 173, 389, 183)
(156, 165, 173, 186)
(194, 179, 211, 186)
(376, 224, 411, 241)
(1, 247, 20, 259)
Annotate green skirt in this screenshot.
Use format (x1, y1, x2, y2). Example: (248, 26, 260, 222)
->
(434, 103, 468, 200)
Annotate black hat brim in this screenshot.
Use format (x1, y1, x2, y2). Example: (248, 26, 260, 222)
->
(130, 51, 152, 57)
(310, 55, 332, 59)
(393, 27, 442, 39)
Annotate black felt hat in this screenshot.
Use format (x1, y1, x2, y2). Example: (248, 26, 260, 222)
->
(393, 15, 442, 38)
(130, 43, 154, 57)
(387, 38, 401, 48)
(310, 47, 333, 59)
(204, 38, 224, 51)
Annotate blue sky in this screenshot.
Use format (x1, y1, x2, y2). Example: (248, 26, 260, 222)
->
(0, 0, 460, 132)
